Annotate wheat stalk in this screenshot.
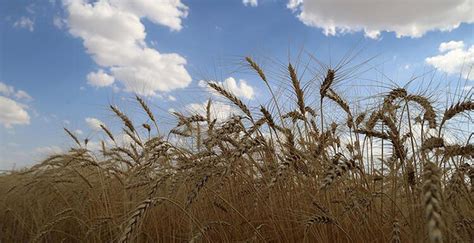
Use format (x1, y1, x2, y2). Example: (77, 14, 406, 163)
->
(64, 128, 81, 146)
(440, 101, 473, 130)
(208, 82, 252, 118)
(423, 161, 444, 243)
(119, 198, 158, 243)
(288, 63, 306, 116)
(111, 105, 135, 133)
(391, 219, 401, 243)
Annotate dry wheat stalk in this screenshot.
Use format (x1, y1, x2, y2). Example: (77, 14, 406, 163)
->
(260, 106, 276, 129)
(64, 128, 81, 146)
(443, 144, 474, 158)
(320, 153, 355, 189)
(384, 88, 407, 106)
(327, 88, 351, 115)
(124, 128, 143, 147)
(391, 219, 401, 243)
(246, 56, 267, 82)
(288, 63, 306, 116)
(305, 106, 317, 117)
(381, 114, 406, 160)
(100, 124, 115, 143)
(405, 94, 437, 129)
(320, 69, 335, 98)
(185, 174, 210, 209)
(31, 216, 72, 243)
(282, 110, 305, 122)
(111, 105, 135, 133)
(354, 112, 366, 127)
(355, 129, 390, 140)
(423, 161, 444, 243)
(119, 199, 156, 243)
(208, 82, 251, 118)
(422, 137, 445, 151)
(142, 123, 151, 133)
(440, 101, 473, 129)
(189, 221, 230, 243)
(136, 95, 158, 129)
(305, 215, 333, 228)
(366, 109, 382, 131)
(206, 98, 212, 124)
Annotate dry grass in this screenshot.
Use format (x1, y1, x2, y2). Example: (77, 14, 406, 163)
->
(1, 57, 473, 243)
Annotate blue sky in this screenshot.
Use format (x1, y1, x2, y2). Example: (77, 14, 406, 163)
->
(0, 0, 473, 169)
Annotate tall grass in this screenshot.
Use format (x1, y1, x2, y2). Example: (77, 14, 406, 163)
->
(0, 56, 473, 243)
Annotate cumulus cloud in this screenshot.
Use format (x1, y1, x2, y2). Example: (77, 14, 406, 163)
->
(0, 96, 30, 128)
(0, 82, 15, 96)
(13, 17, 35, 31)
(85, 117, 104, 131)
(109, 0, 188, 31)
(426, 41, 473, 80)
(64, 0, 191, 96)
(243, 0, 258, 7)
(287, 0, 473, 38)
(0, 82, 33, 101)
(0, 82, 32, 128)
(186, 100, 242, 122)
(438, 40, 465, 52)
(199, 77, 256, 100)
(87, 69, 115, 87)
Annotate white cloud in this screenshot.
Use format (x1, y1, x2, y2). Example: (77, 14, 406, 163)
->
(0, 82, 32, 128)
(0, 82, 33, 101)
(364, 29, 381, 39)
(85, 117, 104, 131)
(35, 145, 63, 155)
(426, 41, 473, 80)
(243, 0, 258, 7)
(438, 40, 465, 53)
(109, 0, 188, 31)
(186, 100, 242, 122)
(53, 16, 67, 29)
(199, 77, 255, 100)
(65, 0, 191, 96)
(13, 17, 35, 32)
(75, 129, 84, 135)
(0, 96, 30, 128)
(87, 69, 115, 87)
(287, 0, 473, 38)
(168, 95, 177, 101)
(15, 90, 33, 101)
(0, 82, 15, 96)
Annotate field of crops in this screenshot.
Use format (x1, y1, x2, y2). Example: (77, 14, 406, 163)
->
(1, 57, 472, 242)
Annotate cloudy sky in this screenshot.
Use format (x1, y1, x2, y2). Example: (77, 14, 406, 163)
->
(0, 0, 473, 169)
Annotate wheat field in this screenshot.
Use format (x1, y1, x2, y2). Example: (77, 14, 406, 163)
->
(0, 57, 473, 243)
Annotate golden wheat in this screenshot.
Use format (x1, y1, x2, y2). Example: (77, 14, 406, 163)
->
(1, 57, 472, 243)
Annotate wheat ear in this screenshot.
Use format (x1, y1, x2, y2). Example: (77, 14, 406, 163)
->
(423, 162, 444, 243)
